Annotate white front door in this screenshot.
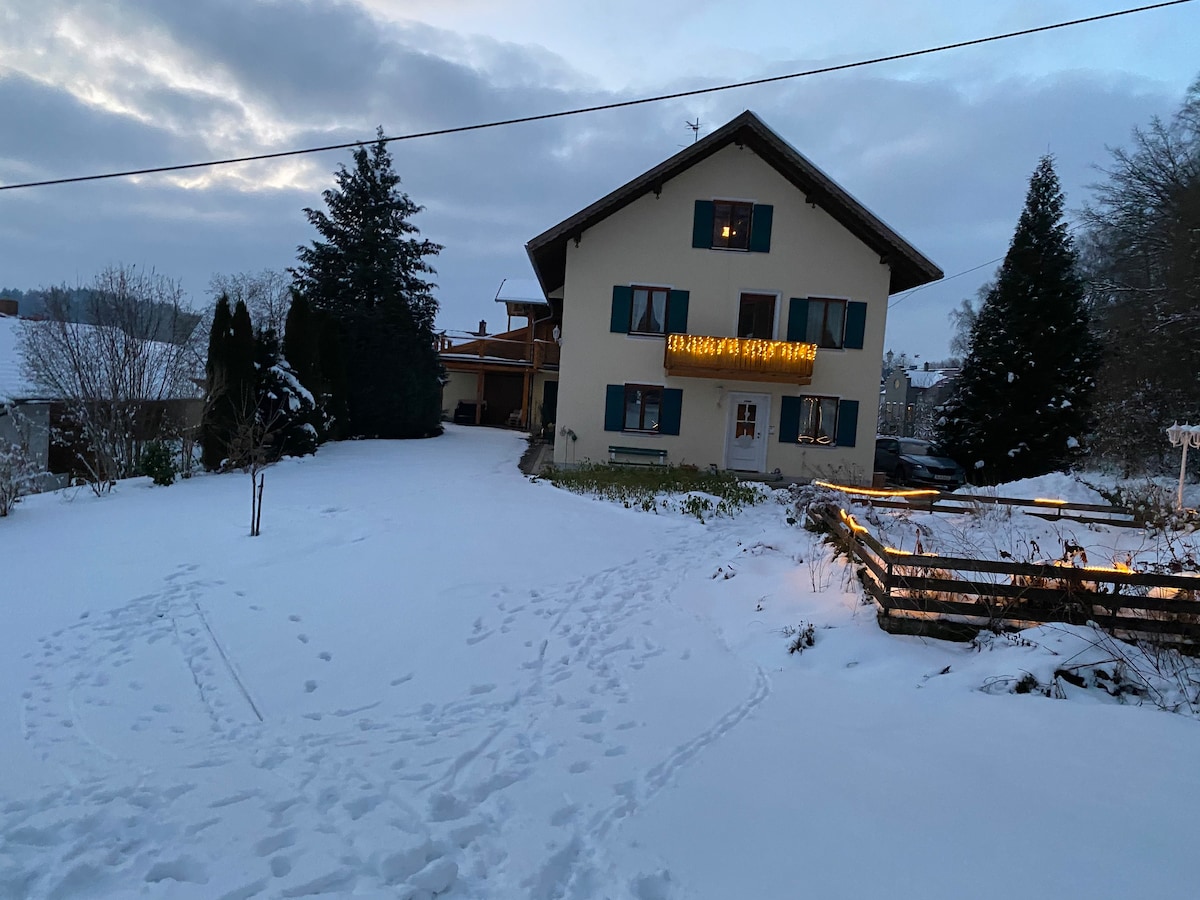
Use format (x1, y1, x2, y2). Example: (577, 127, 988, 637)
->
(725, 392, 770, 472)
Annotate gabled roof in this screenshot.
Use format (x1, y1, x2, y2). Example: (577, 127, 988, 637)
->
(0, 316, 43, 402)
(526, 110, 942, 296)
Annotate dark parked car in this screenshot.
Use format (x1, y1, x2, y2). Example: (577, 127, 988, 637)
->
(874, 437, 966, 489)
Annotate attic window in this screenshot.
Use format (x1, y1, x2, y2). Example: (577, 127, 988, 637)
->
(712, 201, 753, 250)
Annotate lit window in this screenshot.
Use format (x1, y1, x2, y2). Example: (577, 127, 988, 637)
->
(796, 395, 838, 444)
(712, 201, 753, 250)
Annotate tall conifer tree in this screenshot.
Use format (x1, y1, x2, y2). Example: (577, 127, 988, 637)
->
(938, 156, 1098, 483)
(291, 131, 444, 438)
(200, 294, 234, 470)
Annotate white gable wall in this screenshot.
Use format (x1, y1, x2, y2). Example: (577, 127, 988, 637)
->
(553, 143, 891, 482)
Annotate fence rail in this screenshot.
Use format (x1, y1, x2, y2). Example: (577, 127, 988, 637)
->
(812, 505, 1200, 645)
(820, 483, 1141, 527)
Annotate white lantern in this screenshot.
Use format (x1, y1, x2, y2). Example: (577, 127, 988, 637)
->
(1166, 423, 1200, 510)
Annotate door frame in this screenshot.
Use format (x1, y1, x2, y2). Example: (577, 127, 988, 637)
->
(723, 391, 771, 473)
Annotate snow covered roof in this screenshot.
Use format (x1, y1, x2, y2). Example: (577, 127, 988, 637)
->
(526, 110, 943, 297)
(0, 316, 42, 402)
(0, 315, 202, 403)
(494, 278, 547, 305)
(907, 368, 956, 390)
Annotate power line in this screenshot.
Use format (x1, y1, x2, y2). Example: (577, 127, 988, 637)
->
(888, 222, 1087, 309)
(1, 0, 1192, 193)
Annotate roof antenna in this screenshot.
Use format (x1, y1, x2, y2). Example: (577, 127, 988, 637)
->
(686, 118, 701, 143)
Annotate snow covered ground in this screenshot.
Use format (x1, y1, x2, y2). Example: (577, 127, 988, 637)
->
(3, 426, 1199, 899)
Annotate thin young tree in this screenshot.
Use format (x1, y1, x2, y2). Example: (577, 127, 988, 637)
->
(938, 156, 1099, 483)
(291, 130, 444, 439)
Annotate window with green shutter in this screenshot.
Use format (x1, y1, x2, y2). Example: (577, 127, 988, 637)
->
(693, 200, 773, 252)
(611, 285, 688, 336)
(843, 302, 867, 350)
(777, 394, 845, 445)
(787, 297, 865, 349)
(604, 384, 682, 435)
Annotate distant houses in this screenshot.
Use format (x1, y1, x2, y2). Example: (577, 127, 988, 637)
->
(879, 365, 959, 438)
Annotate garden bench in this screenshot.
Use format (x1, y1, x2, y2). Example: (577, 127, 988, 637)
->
(608, 445, 668, 466)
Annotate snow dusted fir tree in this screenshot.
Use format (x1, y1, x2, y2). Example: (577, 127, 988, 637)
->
(291, 131, 444, 439)
(937, 156, 1099, 483)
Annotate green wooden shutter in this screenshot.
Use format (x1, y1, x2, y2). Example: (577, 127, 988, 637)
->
(692, 201, 715, 249)
(843, 301, 867, 349)
(659, 388, 683, 435)
(749, 204, 773, 253)
(667, 290, 689, 334)
(610, 285, 632, 333)
(604, 384, 625, 431)
(778, 396, 802, 443)
(836, 399, 859, 447)
(786, 298, 809, 342)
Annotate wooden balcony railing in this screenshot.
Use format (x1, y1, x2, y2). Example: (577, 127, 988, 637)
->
(437, 334, 560, 369)
(664, 334, 816, 384)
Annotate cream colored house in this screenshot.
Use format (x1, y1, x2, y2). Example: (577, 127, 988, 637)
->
(526, 111, 941, 484)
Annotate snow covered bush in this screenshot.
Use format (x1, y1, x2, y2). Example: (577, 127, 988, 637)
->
(544, 464, 766, 522)
(0, 439, 40, 517)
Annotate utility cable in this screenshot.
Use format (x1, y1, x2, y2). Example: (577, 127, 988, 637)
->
(0, 0, 1192, 192)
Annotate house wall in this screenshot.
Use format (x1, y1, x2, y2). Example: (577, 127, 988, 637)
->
(0, 402, 51, 470)
(441, 371, 480, 420)
(552, 143, 890, 483)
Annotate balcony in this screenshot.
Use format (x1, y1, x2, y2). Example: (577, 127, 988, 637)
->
(664, 334, 816, 384)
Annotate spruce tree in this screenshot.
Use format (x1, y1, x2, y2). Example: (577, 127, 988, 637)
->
(291, 131, 444, 438)
(228, 299, 258, 418)
(200, 295, 233, 470)
(938, 156, 1098, 483)
(283, 291, 320, 394)
(255, 327, 319, 460)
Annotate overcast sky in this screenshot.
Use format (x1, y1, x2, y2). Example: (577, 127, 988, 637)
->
(2, 0, 1197, 360)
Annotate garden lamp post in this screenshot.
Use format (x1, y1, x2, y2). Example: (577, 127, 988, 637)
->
(1166, 422, 1200, 510)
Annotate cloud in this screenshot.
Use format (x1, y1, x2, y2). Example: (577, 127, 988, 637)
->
(1, 0, 1194, 363)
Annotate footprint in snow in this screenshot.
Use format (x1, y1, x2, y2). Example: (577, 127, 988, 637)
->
(304, 680, 318, 693)
(318, 651, 332, 662)
(289, 614, 300, 622)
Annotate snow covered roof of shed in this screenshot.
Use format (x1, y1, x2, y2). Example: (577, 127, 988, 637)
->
(0, 316, 43, 402)
(0, 315, 203, 403)
(494, 278, 547, 305)
(525, 110, 943, 298)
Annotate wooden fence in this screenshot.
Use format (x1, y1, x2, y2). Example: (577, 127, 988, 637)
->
(811, 504, 1200, 646)
(825, 486, 1140, 527)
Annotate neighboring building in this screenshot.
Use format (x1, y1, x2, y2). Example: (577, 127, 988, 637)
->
(1, 307, 59, 489)
(439, 279, 560, 431)
(0, 302, 202, 488)
(879, 366, 959, 437)
(524, 110, 941, 482)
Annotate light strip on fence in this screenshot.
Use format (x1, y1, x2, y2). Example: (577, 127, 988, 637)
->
(815, 480, 940, 499)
